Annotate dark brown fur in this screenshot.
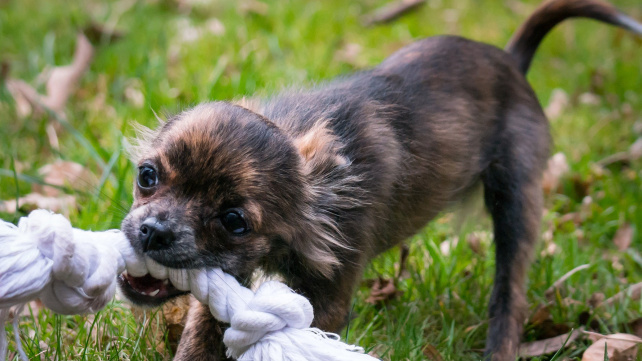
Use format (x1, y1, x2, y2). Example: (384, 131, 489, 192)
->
(120, 1, 642, 360)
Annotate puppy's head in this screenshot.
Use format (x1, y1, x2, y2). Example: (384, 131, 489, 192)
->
(119, 102, 350, 306)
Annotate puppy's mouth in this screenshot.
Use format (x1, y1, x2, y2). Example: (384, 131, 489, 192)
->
(118, 271, 189, 306)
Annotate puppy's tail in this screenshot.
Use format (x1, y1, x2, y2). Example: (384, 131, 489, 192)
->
(506, 0, 642, 74)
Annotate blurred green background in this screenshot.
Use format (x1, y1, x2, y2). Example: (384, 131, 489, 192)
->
(1, 0, 641, 359)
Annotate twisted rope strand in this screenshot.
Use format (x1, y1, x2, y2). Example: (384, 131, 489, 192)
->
(0, 210, 378, 361)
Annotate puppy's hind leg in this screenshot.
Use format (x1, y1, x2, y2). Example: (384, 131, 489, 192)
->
(481, 111, 548, 361)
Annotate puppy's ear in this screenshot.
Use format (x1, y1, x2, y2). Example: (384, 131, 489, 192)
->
(293, 120, 349, 175)
(288, 121, 362, 277)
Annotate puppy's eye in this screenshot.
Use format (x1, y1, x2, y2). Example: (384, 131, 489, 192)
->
(137, 166, 158, 189)
(221, 211, 249, 235)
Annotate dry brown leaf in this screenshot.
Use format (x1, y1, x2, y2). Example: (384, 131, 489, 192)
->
(466, 233, 483, 255)
(588, 292, 605, 308)
(83, 22, 125, 45)
(596, 138, 642, 168)
(545, 264, 591, 300)
(6, 33, 93, 118)
(600, 282, 642, 308)
(362, 0, 426, 26)
(43, 34, 93, 114)
(518, 327, 584, 357)
(542, 152, 569, 194)
(613, 223, 634, 251)
(0, 193, 76, 215)
(530, 304, 552, 326)
(628, 138, 642, 159)
(527, 305, 573, 340)
(439, 236, 458, 256)
(163, 295, 191, 354)
(558, 212, 581, 226)
(239, 0, 268, 15)
(5, 79, 40, 118)
(579, 92, 602, 105)
(335, 43, 364, 67)
(422, 343, 445, 361)
(205, 18, 225, 36)
(545, 89, 569, 120)
(628, 318, 642, 339)
(33, 160, 96, 197)
(582, 333, 642, 361)
(365, 276, 401, 305)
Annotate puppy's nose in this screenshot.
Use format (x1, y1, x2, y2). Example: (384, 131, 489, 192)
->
(139, 217, 175, 252)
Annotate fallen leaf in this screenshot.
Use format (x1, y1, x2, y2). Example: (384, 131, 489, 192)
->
(527, 305, 573, 340)
(33, 160, 96, 197)
(545, 264, 591, 300)
(530, 304, 551, 326)
(0, 193, 76, 215)
(613, 223, 634, 251)
(5, 79, 38, 118)
(582, 333, 642, 361)
(205, 18, 225, 36)
(588, 292, 605, 308)
(545, 88, 569, 119)
(596, 138, 642, 168)
(239, 0, 268, 15)
(83, 22, 125, 45)
(362, 0, 426, 26)
(558, 212, 581, 226)
(600, 282, 642, 308)
(579, 92, 602, 105)
(466, 233, 483, 255)
(542, 152, 569, 194)
(628, 318, 642, 339)
(163, 295, 191, 354)
(335, 43, 364, 67)
(124, 80, 145, 108)
(365, 276, 401, 305)
(6, 33, 93, 118)
(519, 327, 584, 357)
(422, 343, 445, 361)
(42, 33, 94, 114)
(439, 236, 458, 256)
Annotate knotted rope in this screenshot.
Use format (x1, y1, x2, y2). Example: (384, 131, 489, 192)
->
(0, 210, 377, 361)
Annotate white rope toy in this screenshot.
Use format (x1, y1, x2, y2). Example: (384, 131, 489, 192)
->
(0, 210, 377, 361)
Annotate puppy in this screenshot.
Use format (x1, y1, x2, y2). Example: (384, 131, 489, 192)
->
(118, 0, 642, 360)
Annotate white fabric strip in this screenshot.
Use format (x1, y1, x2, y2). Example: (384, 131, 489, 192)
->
(0, 210, 377, 361)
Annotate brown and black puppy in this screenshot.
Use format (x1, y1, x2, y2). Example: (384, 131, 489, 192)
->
(118, 0, 642, 360)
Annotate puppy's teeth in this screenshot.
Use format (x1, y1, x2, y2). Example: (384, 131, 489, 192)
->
(140, 291, 148, 296)
(146, 257, 168, 279)
(149, 289, 160, 297)
(123, 270, 128, 277)
(163, 279, 169, 286)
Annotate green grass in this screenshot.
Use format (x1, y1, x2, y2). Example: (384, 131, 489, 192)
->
(1, 0, 642, 359)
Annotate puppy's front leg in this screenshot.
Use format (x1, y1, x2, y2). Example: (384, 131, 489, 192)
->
(296, 263, 365, 332)
(174, 298, 231, 361)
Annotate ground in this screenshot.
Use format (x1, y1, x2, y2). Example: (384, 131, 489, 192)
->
(0, 0, 641, 360)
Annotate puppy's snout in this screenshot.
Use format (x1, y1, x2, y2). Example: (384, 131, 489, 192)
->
(139, 217, 176, 252)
